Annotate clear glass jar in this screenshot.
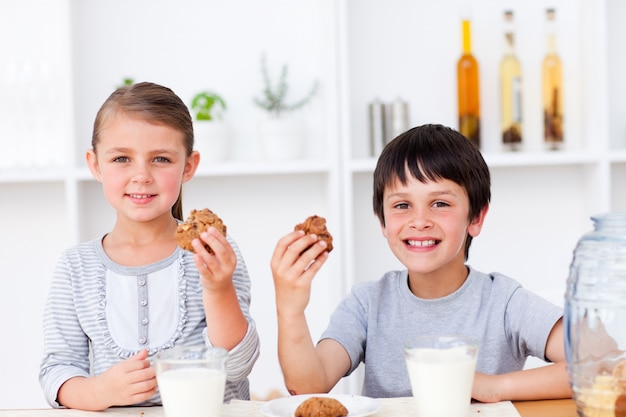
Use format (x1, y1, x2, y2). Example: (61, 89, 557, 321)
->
(565, 212, 626, 416)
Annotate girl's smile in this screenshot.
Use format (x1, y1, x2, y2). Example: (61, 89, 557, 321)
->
(126, 193, 157, 204)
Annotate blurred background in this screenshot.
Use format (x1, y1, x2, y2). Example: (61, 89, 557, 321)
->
(0, 0, 625, 409)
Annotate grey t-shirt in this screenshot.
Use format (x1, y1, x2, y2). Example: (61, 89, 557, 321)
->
(320, 267, 562, 398)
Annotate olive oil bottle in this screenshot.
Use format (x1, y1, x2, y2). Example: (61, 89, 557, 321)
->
(500, 10, 523, 151)
(457, 18, 480, 148)
(542, 8, 564, 150)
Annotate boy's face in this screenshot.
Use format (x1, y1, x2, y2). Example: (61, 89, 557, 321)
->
(380, 175, 486, 277)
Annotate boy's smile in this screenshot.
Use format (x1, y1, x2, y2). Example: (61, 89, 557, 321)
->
(406, 239, 438, 247)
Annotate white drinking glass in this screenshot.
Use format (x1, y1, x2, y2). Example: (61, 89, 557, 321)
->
(404, 335, 478, 417)
(155, 345, 228, 417)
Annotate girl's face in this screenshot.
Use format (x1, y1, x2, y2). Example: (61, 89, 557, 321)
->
(86, 112, 198, 224)
(381, 174, 486, 277)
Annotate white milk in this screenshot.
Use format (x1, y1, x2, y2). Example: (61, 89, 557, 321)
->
(157, 367, 226, 417)
(406, 346, 477, 417)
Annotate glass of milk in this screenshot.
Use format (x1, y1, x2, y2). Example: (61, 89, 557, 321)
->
(404, 335, 478, 417)
(155, 345, 228, 417)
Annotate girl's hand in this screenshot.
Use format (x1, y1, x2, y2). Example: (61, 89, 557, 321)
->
(191, 227, 237, 292)
(93, 349, 157, 408)
(270, 230, 329, 317)
(193, 228, 248, 349)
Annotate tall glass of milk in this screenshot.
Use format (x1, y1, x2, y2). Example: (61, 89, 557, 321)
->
(404, 335, 478, 417)
(155, 345, 228, 417)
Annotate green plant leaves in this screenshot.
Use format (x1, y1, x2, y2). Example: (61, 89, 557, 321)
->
(253, 53, 318, 118)
(191, 91, 227, 121)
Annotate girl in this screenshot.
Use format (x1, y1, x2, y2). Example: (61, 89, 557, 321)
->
(39, 82, 259, 410)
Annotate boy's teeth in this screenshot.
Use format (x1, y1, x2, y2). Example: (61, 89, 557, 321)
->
(408, 240, 436, 247)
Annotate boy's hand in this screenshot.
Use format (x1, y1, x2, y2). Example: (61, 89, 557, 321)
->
(93, 349, 157, 408)
(471, 361, 571, 402)
(471, 372, 504, 403)
(192, 227, 237, 292)
(271, 230, 329, 316)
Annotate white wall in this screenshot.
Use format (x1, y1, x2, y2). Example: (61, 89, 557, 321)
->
(0, 0, 73, 408)
(69, 0, 331, 166)
(0, 184, 70, 408)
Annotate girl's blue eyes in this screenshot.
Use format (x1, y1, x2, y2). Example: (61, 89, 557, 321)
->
(112, 157, 171, 163)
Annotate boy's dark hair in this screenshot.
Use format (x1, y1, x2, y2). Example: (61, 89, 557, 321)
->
(373, 124, 491, 260)
(91, 82, 194, 221)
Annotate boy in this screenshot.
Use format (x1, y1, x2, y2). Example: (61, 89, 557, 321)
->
(270, 124, 571, 402)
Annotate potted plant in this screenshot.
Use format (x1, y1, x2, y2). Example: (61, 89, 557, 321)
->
(253, 53, 318, 160)
(191, 91, 226, 121)
(190, 91, 231, 162)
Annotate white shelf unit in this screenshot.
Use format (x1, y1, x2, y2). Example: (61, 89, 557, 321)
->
(337, 0, 622, 294)
(1, 0, 625, 409)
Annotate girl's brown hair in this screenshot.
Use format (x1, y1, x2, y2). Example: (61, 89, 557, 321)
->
(91, 82, 194, 220)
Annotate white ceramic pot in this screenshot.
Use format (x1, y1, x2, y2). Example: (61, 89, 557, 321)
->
(193, 121, 231, 163)
(258, 116, 305, 160)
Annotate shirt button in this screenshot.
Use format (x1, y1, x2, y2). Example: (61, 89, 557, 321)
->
(139, 337, 147, 344)
(140, 299, 147, 306)
(138, 279, 146, 286)
(141, 318, 149, 325)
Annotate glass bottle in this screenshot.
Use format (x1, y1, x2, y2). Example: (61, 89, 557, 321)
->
(542, 8, 564, 150)
(565, 212, 626, 417)
(500, 10, 522, 151)
(457, 18, 480, 149)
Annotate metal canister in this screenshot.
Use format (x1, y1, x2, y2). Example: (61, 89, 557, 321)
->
(386, 97, 409, 144)
(368, 98, 386, 156)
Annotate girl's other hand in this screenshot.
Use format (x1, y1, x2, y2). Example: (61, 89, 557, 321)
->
(93, 349, 157, 408)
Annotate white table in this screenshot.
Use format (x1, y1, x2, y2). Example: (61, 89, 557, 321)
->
(0, 397, 522, 416)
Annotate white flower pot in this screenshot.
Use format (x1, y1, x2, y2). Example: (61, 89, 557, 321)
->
(194, 120, 231, 163)
(258, 117, 305, 160)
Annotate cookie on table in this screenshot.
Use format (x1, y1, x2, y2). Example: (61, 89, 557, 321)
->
(295, 397, 348, 417)
(175, 208, 227, 254)
(294, 215, 333, 252)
